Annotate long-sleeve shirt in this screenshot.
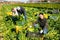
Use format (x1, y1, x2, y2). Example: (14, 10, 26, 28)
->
(35, 17, 47, 29)
(12, 7, 27, 20)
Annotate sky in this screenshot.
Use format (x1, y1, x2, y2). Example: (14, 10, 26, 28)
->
(4, 0, 29, 2)
(20, 0, 29, 2)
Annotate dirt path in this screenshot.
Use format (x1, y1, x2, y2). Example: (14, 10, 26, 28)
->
(0, 32, 3, 40)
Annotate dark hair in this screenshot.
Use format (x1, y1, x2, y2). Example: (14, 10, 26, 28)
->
(11, 8, 14, 11)
(39, 13, 43, 15)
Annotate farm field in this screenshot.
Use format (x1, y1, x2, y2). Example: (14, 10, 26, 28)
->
(0, 3, 60, 40)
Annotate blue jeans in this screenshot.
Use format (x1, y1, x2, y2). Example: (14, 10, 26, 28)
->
(23, 11, 27, 20)
(43, 27, 48, 34)
(34, 24, 48, 34)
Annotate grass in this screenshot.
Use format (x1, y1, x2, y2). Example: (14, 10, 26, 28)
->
(10, 3, 60, 9)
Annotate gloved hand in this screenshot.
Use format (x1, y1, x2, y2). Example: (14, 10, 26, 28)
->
(40, 30, 43, 34)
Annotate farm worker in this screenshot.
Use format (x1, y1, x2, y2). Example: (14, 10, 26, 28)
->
(12, 6, 27, 20)
(33, 13, 48, 39)
(10, 6, 26, 25)
(6, 6, 26, 25)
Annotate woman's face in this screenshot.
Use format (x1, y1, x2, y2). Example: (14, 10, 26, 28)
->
(39, 14, 44, 19)
(12, 8, 16, 12)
